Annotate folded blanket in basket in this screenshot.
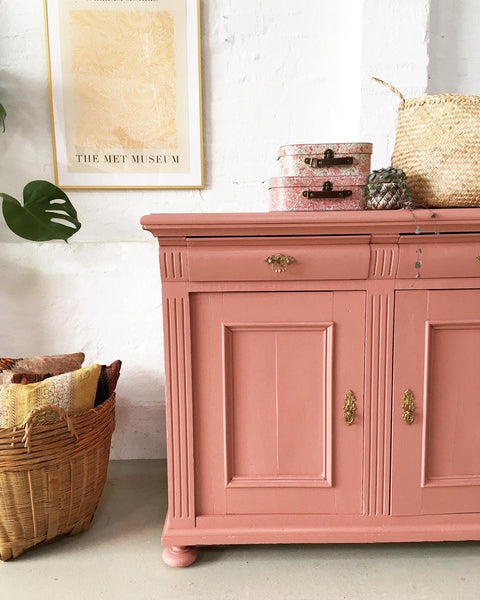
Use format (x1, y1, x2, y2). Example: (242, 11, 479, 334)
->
(9, 360, 122, 407)
(0, 364, 101, 428)
(0, 352, 85, 384)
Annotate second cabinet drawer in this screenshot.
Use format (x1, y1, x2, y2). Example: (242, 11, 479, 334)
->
(187, 236, 371, 282)
(397, 234, 480, 279)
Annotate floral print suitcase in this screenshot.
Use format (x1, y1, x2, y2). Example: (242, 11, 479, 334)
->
(277, 142, 372, 178)
(268, 175, 366, 211)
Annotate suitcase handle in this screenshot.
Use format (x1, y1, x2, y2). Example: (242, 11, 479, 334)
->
(302, 181, 352, 199)
(305, 149, 354, 168)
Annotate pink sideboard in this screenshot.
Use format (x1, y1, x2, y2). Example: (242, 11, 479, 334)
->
(141, 208, 480, 567)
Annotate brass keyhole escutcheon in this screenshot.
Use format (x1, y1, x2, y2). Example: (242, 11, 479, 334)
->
(402, 389, 415, 425)
(343, 390, 357, 425)
(264, 254, 296, 273)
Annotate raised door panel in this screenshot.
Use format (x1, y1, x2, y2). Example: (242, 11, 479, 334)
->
(392, 289, 480, 515)
(191, 291, 365, 516)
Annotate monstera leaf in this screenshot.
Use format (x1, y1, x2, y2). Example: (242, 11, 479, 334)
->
(1, 180, 81, 241)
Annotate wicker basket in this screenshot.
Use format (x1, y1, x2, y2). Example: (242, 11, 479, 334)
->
(0, 395, 115, 561)
(374, 77, 480, 207)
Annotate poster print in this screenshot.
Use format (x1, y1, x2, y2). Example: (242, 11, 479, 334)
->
(45, 0, 203, 188)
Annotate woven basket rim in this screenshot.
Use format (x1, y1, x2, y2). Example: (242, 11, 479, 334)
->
(0, 394, 116, 470)
(0, 393, 115, 437)
(401, 94, 480, 109)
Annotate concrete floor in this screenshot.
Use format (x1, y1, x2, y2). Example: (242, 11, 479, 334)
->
(1, 460, 480, 599)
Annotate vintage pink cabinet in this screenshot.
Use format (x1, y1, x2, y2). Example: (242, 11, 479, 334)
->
(141, 208, 480, 567)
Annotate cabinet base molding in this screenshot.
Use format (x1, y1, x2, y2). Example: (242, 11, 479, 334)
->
(162, 511, 480, 563)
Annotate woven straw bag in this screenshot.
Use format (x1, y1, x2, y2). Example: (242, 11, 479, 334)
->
(374, 77, 480, 207)
(0, 395, 115, 560)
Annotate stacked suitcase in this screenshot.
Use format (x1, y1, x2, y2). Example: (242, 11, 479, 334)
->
(268, 142, 373, 211)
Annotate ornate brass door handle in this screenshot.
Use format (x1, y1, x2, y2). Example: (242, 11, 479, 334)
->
(402, 389, 415, 425)
(264, 254, 296, 273)
(343, 390, 357, 425)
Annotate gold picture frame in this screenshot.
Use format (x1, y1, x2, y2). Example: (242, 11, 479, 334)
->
(44, 0, 203, 189)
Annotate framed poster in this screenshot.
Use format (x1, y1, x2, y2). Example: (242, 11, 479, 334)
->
(44, 0, 203, 189)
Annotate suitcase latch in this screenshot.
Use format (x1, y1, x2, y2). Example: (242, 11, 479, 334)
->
(302, 181, 353, 199)
(305, 149, 354, 168)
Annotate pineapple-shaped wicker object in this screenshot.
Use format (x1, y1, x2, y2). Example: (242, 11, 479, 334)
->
(363, 167, 412, 210)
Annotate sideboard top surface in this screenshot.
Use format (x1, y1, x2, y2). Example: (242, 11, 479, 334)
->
(141, 208, 480, 238)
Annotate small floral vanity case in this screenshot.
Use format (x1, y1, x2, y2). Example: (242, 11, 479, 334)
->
(268, 175, 366, 211)
(277, 142, 373, 178)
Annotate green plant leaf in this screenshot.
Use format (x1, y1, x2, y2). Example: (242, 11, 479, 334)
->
(0, 102, 6, 133)
(1, 180, 81, 241)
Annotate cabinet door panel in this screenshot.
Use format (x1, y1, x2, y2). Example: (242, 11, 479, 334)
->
(392, 290, 480, 515)
(192, 291, 365, 516)
(225, 325, 328, 481)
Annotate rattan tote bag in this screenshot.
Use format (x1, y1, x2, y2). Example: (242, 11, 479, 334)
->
(374, 77, 480, 208)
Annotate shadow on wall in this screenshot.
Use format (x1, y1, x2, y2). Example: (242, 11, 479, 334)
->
(428, 0, 480, 94)
(0, 251, 43, 351)
(112, 394, 166, 460)
(0, 71, 43, 145)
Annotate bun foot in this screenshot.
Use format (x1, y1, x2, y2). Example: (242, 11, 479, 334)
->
(162, 545, 198, 567)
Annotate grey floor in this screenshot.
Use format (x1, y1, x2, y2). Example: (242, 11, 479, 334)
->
(1, 460, 480, 599)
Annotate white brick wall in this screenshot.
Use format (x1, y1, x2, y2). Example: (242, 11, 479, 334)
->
(428, 0, 480, 94)
(360, 0, 430, 169)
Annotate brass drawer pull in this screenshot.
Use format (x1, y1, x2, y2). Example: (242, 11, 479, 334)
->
(265, 254, 295, 273)
(343, 390, 357, 425)
(402, 389, 415, 425)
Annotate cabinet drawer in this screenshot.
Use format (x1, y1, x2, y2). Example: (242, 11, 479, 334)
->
(397, 234, 480, 279)
(187, 236, 371, 282)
